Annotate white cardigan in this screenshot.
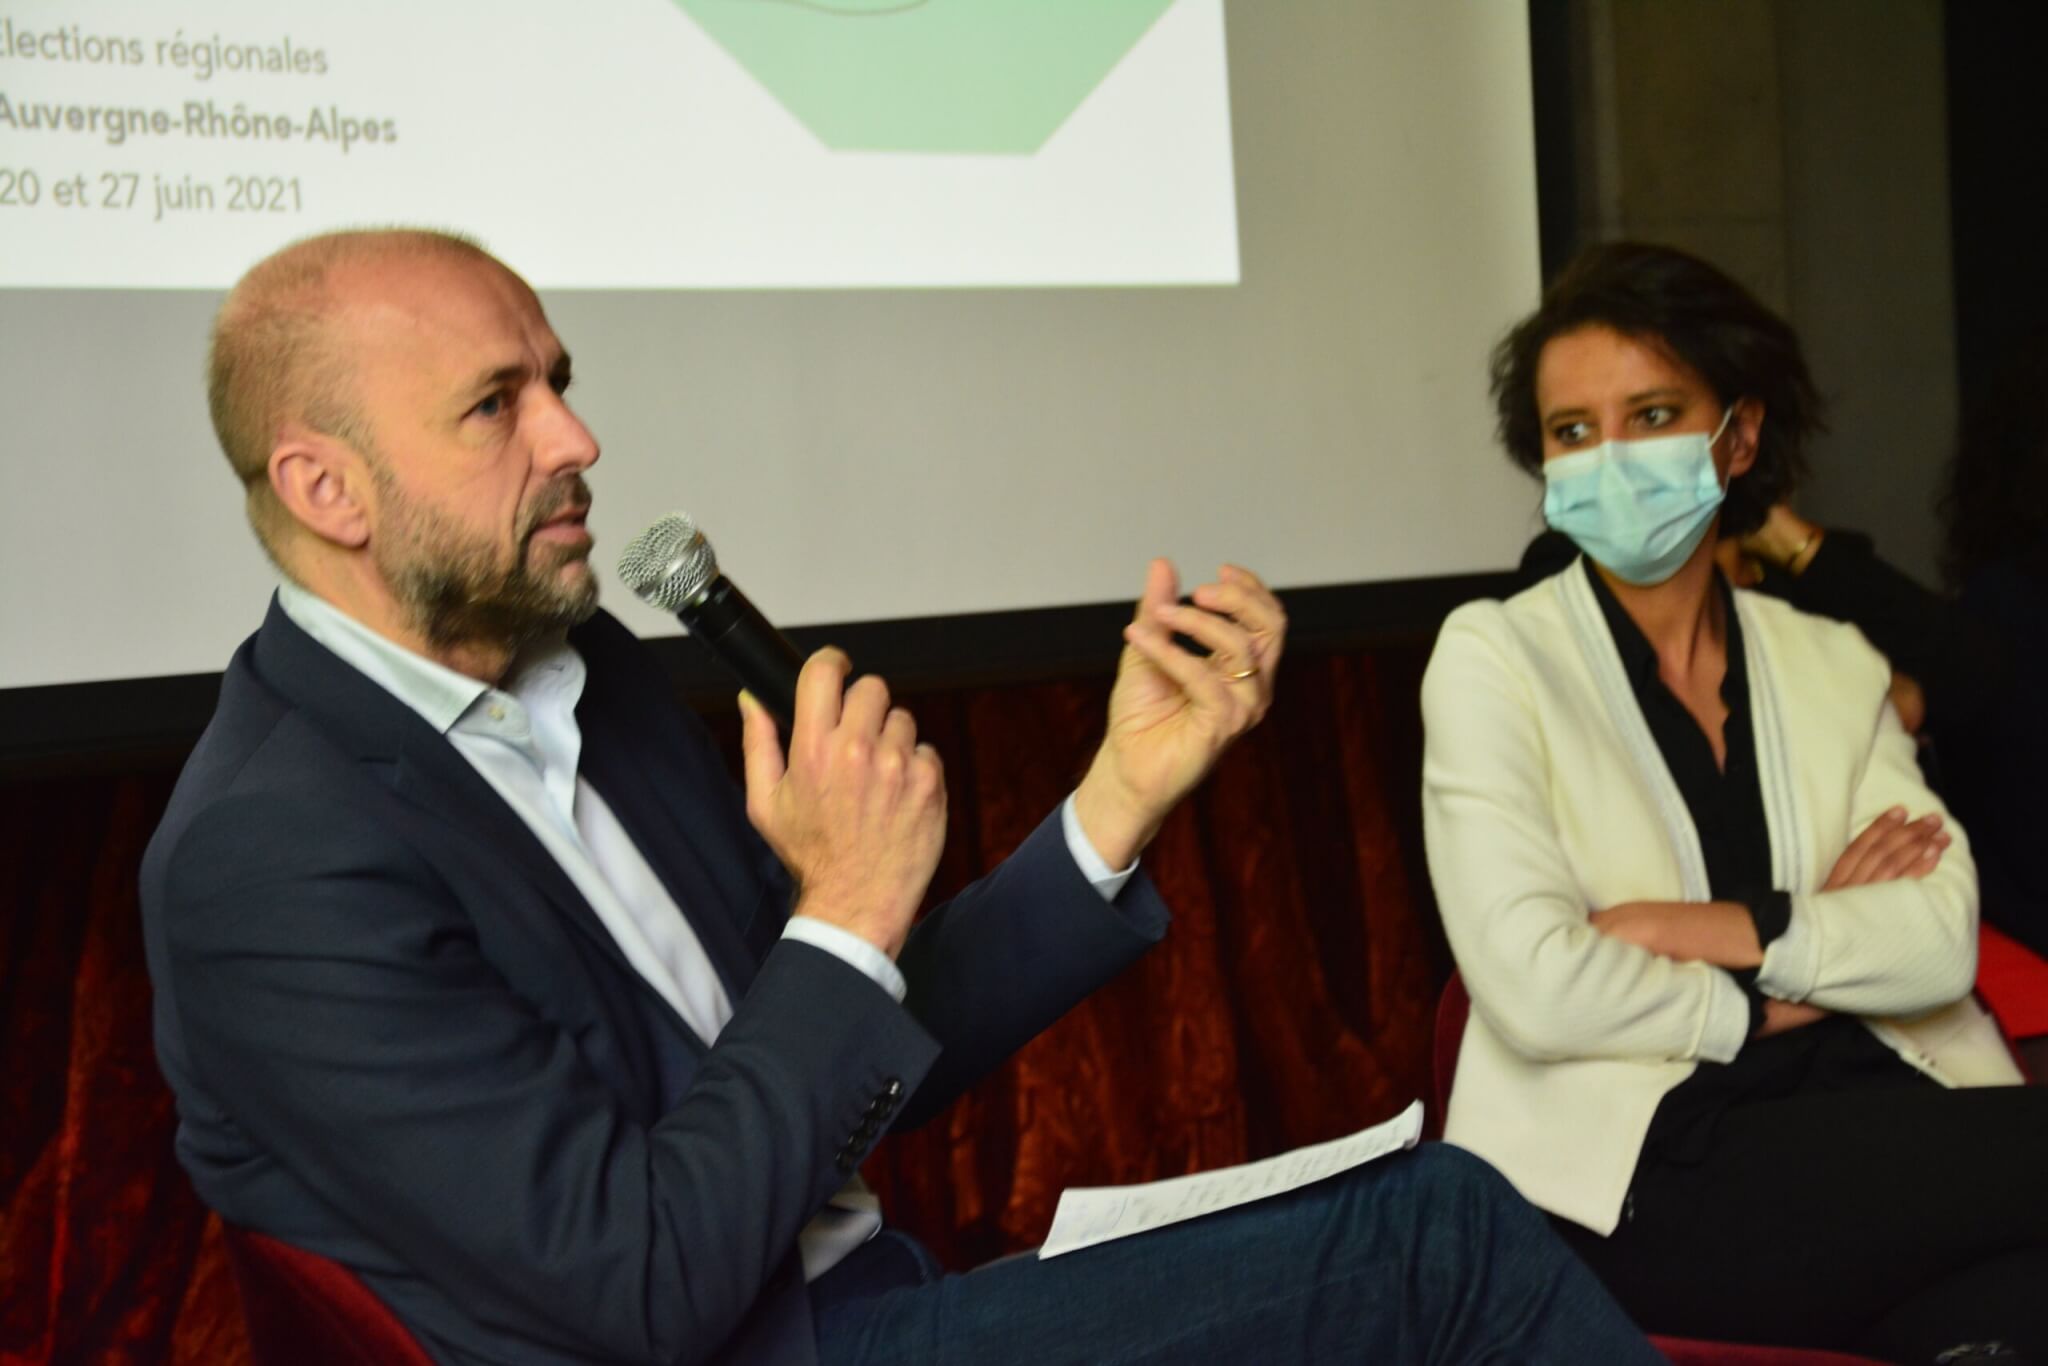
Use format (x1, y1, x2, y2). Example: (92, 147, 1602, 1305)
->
(1422, 563, 2021, 1235)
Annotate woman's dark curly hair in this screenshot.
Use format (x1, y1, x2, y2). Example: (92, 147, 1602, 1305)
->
(1488, 242, 1824, 537)
(1940, 336, 2048, 585)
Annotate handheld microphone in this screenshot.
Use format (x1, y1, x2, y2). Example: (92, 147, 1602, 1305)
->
(617, 512, 805, 727)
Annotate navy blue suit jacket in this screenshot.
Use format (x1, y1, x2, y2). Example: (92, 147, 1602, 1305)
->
(140, 599, 1169, 1365)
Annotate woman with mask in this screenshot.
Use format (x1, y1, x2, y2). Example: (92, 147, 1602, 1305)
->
(1421, 242, 2048, 1362)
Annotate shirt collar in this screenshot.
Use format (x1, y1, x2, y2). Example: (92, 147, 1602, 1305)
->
(275, 580, 581, 737)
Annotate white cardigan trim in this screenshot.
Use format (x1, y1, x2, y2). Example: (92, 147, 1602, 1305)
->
(1558, 565, 1712, 902)
(1736, 591, 1807, 890)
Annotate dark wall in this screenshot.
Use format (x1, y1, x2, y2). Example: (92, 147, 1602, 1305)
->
(1526, 0, 1580, 283)
(1945, 1, 2048, 417)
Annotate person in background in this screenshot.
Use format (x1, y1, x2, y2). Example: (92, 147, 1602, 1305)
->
(1426, 240, 2048, 1362)
(1709, 504, 1941, 732)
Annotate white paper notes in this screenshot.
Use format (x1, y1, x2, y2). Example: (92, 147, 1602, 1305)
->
(1039, 1100, 1424, 1260)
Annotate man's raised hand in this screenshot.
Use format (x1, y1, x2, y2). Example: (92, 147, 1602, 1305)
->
(1073, 559, 1287, 871)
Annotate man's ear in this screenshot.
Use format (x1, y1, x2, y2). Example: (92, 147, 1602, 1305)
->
(1723, 397, 1766, 481)
(269, 428, 373, 550)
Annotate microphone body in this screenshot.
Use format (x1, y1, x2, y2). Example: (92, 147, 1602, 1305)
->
(617, 512, 808, 729)
(673, 575, 804, 727)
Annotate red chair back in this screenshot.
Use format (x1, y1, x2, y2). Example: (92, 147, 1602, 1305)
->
(223, 1225, 435, 1366)
(1976, 922, 2048, 1048)
(1653, 1345, 1898, 1365)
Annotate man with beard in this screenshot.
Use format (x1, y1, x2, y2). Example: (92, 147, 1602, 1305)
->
(139, 230, 1659, 1366)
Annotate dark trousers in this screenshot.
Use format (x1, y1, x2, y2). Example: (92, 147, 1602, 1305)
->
(1553, 1078, 2048, 1363)
(811, 1143, 1663, 1365)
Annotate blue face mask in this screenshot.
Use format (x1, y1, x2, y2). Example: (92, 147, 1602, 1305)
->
(1541, 408, 1734, 586)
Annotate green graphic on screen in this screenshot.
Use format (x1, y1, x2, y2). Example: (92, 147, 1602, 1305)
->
(672, 0, 1178, 153)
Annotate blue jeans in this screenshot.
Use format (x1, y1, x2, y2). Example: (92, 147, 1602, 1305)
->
(811, 1143, 1662, 1365)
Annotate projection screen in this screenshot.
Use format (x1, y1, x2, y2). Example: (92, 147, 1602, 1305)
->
(0, 1, 1544, 693)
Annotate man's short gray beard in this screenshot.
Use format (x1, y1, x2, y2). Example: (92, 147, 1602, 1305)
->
(374, 472, 600, 654)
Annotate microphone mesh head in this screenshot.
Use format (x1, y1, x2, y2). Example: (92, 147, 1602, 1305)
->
(617, 512, 720, 612)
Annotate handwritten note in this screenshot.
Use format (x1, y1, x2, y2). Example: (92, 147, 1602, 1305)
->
(1038, 1100, 1425, 1260)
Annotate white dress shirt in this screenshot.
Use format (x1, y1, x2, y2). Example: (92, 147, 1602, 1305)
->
(276, 582, 1136, 1277)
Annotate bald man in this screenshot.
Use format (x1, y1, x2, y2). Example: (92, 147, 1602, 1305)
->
(139, 230, 1658, 1366)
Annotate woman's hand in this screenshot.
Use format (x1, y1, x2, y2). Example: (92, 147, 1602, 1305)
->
(1757, 998, 1829, 1038)
(1591, 809, 1950, 963)
(1716, 503, 1826, 586)
(1594, 810, 1950, 1034)
(1592, 905, 1835, 1038)
(1747, 503, 1826, 575)
(1888, 671, 1927, 736)
(1824, 807, 1949, 890)
(1589, 900, 1761, 967)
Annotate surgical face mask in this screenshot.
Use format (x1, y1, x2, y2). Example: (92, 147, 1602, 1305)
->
(1541, 408, 1734, 586)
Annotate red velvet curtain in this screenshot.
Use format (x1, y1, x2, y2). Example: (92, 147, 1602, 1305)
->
(2, 769, 249, 1365)
(0, 644, 1444, 1362)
